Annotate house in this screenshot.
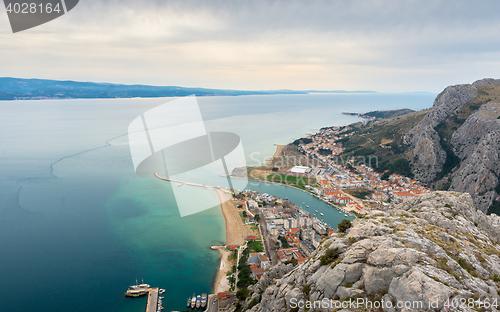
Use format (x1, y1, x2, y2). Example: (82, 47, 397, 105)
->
(258, 254, 271, 270)
(248, 252, 266, 266)
(251, 267, 265, 279)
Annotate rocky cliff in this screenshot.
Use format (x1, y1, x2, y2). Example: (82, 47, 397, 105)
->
(235, 192, 500, 312)
(403, 78, 500, 213)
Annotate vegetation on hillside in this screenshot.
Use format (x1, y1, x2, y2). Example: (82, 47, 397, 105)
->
(343, 188, 374, 199)
(336, 110, 428, 177)
(362, 108, 415, 119)
(337, 219, 352, 233)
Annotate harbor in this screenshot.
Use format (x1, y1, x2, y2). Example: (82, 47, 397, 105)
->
(125, 282, 165, 312)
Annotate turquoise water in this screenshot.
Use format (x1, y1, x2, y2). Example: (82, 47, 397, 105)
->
(0, 93, 435, 311)
(245, 181, 356, 226)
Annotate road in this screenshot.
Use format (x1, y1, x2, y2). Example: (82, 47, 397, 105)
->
(204, 295, 218, 312)
(258, 220, 278, 265)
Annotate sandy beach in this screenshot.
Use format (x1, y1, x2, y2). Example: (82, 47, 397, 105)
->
(266, 144, 285, 166)
(212, 189, 247, 293)
(216, 189, 246, 247)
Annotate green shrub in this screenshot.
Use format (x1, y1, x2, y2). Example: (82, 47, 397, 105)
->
(338, 219, 352, 233)
(320, 247, 339, 265)
(247, 298, 259, 309)
(236, 288, 250, 300)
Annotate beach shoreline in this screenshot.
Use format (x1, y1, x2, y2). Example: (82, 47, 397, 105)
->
(212, 189, 246, 294)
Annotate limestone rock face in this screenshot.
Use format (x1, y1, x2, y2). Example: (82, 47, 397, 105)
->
(237, 192, 500, 312)
(403, 78, 500, 212)
(403, 83, 478, 183)
(448, 102, 500, 212)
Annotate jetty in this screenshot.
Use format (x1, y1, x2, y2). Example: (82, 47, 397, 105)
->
(146, 288, 159, 312)
(126, 285, 165, 312)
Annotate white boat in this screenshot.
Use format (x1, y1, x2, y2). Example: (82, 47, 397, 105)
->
(129, 278, 150, 289)
(345, 214, 348, 216)
(315, 210, 318, 212)
(338, 211, 342, 214)
(191, 294, 196, 308)
(201, 293, 207, 308)
(320, 213, 324, 216)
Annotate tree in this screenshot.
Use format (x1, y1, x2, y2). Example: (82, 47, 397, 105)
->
(254, 214, 260, 222)
(337, 219, 352, 233)
(236, 288, 250, 300)
(242, 211, 247, 217)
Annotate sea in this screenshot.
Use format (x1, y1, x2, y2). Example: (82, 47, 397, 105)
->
(0, 92, 436, 312)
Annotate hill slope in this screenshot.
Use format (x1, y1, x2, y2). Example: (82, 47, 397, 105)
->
(336, 78, 500, 213)
(404, 78, 500, 213)
(236, 192, 500, 312)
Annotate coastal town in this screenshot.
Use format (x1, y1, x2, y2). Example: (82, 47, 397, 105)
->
(196, 122, 431, 312)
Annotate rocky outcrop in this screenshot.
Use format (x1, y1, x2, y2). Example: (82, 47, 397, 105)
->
(403, 83, 478, 183)
(404, 78, 500, 212)
(448, 102, 500, 211)
(236, 192, 500, 312)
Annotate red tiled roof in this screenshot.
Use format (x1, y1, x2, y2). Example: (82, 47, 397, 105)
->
(218, 292, 228, 299)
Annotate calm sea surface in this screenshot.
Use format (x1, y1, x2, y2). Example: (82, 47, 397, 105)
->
(0, 93, 435, 311)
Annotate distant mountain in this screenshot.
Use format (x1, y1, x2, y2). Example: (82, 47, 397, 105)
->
(0, 77, 375, 100)
(0, 77, 311, 100)
(306, 90, 377, 94)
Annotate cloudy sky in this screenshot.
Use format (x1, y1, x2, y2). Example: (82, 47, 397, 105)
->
(1, 0, 500, 92)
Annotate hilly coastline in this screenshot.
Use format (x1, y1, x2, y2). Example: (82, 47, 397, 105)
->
(0, 77, 374, 100)
(330, 78, 500, 215)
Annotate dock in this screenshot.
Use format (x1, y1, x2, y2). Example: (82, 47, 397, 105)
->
(146, 288, 159, 312)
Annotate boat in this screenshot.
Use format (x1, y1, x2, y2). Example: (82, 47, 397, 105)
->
(306, 205, 309, 208)
(129, 278, 150, 289)
(125, 288, 148, 297)
(196, 295, 201, 308)
(201, 293, 207, 308)
(187, 298, 191, 307)
(320, 213, 324, 216)
(338, 211, 342, 214)
(345, 213, 348, 216)
(191, 294, 196, 308)
(315, 210, 318, 213)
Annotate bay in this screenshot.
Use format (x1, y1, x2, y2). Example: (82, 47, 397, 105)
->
(0, 92, 435, 311)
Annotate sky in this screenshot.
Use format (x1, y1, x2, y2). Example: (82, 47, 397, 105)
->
(1, 0, 500, 92)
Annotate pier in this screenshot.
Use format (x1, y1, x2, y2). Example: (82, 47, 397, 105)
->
(146, 288, 159, 312)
